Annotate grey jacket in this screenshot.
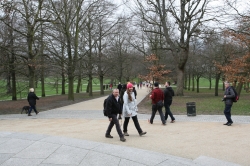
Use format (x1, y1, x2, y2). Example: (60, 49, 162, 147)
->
(122, 91, 138, 117)
(224, 87, 235, 105)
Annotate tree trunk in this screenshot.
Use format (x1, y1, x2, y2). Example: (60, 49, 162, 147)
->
(100, 75, 104, 95)
(76, 75, 81, 93)
(41, 54, 45, 97)
(214, 73, 220, 96)
(6, 63, 11, 94)
(11, 51, 16, 100)
(196, 77, 200, 93)
(68, 75, 74, 100)
(192, 74, 195, 91)
(55, 78, 58, 94)
(188, 73, 190, 91)
(27, 31, 36, 89)
(88, 75, 93, 96)
(86, 82, 89, 93)
(61, 73, 66, 95)
(236, 82, 243, 96)
(28, 66, 35, 89)
(41, 70, 45, 97)
(184, 73, 187, 89)
(176, 68, 184, 96)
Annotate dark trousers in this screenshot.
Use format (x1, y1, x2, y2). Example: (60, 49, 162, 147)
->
(224, 104, 233, 123)
(106, 114, 123, 138)
(28, 105, 38, 114)
(164, 101, 175, 121)
(149, 104, 166, 124)
(123, 115, 143, 134)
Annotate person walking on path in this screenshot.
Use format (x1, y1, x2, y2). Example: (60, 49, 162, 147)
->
(109, 83, 113, 90)
(27, 88, 39, 116)
(223, 81, 235, 126)
(117, 82, 122, 94)
(133, 86, 137, 99)
(164, 82, 175, 123)
(105, 89, 126, 142)
(122, 83, 146, 137)
(148, 82, 166, 125)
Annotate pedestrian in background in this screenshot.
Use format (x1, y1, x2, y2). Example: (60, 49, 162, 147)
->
(117, 82, 122, 94)
(27, 88, 39, 116)
(223, 81, 235, 126)
(133, 86, 137, 99)
(164, 82, 175, 123)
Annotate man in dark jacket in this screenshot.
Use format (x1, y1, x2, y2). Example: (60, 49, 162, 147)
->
(164, 82, 175, 123)
(105, 89, 126, 142)
(148, 82, 166, 125)
(223, 81, 235, 126)
(117, 82, 122, 94)
(27, 88, 39, 116)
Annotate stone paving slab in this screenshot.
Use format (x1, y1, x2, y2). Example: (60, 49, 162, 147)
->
(0, 132, 242, 166)
(193, 156, 241, 166)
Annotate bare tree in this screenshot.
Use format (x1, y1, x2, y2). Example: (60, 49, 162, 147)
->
(48, 0, 90, 100)
(133, 0, 218, 95)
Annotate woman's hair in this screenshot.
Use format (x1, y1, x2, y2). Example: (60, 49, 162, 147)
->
(126, 89, 132, 101)
(29, 88, 34, 92)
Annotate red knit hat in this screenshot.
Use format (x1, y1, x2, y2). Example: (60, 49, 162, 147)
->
(127, 83, 133, 89)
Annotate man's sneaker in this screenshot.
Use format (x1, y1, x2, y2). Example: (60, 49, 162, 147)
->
(223, 122, 229, 125)
(139, 131, 147, 136)
(227, 122, 233, 126)
(105, 134, 113, 138)
(36, 112, 39, 115)
(28, 114, 32, 116)
(162, 123, 166, 126)
(120, 137, 126, 142)
(124, 132, 129, 136)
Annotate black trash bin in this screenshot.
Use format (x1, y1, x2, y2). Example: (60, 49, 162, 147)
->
(186, 102, 196, 116)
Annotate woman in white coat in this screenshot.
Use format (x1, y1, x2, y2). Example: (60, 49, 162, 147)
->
(122, 83, 147, 136)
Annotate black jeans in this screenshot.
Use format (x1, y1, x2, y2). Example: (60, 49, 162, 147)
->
(106, 114, 123, 138)
(149, 104, 166, 124)
(224, 104, 233, 123)
(164, 100, 175, 121)
(123, 115, 143, 134)
(28, 105, 38, 114)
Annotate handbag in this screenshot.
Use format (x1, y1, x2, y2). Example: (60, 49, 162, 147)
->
(157, 100, 163, 107)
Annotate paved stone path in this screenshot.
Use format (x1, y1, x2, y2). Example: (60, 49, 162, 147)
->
(0, 87, 249, 166)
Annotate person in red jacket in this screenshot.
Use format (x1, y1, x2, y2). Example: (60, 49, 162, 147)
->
(148, 82, 166, 125)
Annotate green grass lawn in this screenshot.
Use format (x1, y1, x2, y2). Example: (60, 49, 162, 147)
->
(0, 78, 112, 100)
(173, 88, 250, 115)
(140, 87, 250, 115)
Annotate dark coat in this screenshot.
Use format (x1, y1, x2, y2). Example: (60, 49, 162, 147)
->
(133, 87, 137, 99)
(164, 87, 174, 105)
(27, 92, 39, 106)
(106, 94, 122, 118)
(120, 87, 127, 104)
(117, 84, 122, 92)
(224, 87, 235, 105)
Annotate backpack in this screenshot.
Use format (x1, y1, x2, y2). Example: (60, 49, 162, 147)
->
(103, 95, 110, 116)
(230, 86, 239, 102)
